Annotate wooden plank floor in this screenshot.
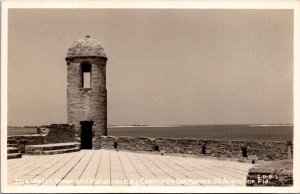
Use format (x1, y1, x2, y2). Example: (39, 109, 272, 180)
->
(7, 149, 253, 186)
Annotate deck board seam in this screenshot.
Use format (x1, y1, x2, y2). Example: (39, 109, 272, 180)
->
(92, 149, 103, 186)
(20, 153, 67, 186)
(39, 151, 85, 185)
(54, 151, 89, 186)
(75, 150, 96, 186)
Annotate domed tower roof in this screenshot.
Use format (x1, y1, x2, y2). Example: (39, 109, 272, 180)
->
(66, 35, 107, 59)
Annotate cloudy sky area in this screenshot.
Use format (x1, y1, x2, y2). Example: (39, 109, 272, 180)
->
(8, 9, 293, 126)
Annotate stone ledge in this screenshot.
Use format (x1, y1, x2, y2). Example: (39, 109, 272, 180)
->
(26, 147, 80, 155)
(25, 142, 79, 152)
(246, 159, 293, 186)
(7, 153, 22, 160)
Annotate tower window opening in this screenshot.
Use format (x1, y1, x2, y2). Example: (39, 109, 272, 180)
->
(81, 63, 91, 88)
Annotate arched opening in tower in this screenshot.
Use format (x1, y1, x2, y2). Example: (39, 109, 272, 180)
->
(80, 121, 93, 149)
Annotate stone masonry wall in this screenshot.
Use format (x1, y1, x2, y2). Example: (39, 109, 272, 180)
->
(98, 136, 292, 161)
(117, 136, 156, 152)
(7, 135, 46, 153)
(37, 124, 75, 143)
(8, 124, 75, 153)
(98, 136, 117, 149)
(8, 135, 46, 145)
(66, 57, 107, 146)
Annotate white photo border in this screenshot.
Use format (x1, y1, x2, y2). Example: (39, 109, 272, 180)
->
(1, 0, 300, 193)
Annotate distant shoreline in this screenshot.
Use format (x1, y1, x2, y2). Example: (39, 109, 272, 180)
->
(8, 124, 293, 128)
(7, 124, 293, 141)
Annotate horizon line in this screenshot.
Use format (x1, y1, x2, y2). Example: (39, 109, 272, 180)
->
(7, 123, 294, 128)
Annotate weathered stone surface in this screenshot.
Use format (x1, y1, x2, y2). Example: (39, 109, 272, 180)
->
(99, 136, 117, 149)
(25, 142, 79, 152)
(36, 127, 49, 135)
(7, 135, 46, 153)
(37, 124, 75, 143)
(155, 138, 205, 154)
(98, 136, 292, 161)
(8, 124, 75, 153)
(246, 160, 293, 186)
(7, 147, 19, 154)
(66, 35, 107, 58)
(7, 153, 22, 160)
(7, 134, 46, 144)
(118, 136, 156, 152)
(25, 142, 80, 155)
(66, 37, 108, 147)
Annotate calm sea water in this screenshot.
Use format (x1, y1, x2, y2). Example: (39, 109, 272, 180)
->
(8, 125, 293, 141)
(108, 125, 293, 141)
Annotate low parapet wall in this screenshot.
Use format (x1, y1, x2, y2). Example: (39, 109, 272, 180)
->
(98, 136, 293, 161)
(7, 134, 46, 153)
(8, 124, 75, 153)
(37, 124, 75, 143)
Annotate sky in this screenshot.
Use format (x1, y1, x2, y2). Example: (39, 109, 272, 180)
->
(7, 9, 293, 126)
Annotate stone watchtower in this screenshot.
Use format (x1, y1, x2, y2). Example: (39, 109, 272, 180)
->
(65, 35, 107, 149)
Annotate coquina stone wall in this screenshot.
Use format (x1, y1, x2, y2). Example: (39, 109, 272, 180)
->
(8, 134, 46, 145)
(37, 124, 75, 143)
(7, 135, 46, 153)
(66, 57, 107, 143)
(98, 136, 292, 161)
(8, 124, 75, 153)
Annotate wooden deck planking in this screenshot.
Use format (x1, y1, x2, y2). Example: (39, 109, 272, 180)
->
(42, 152, 86, 186)
(19, 153, 67, 186)
(30, 153, 76, 185)
(8, 155, 58, 184)
(7, 149, 253, 187)
(93, 150, 110, 186)
(110, 151, 128, 186)
(54, 151, 93, 186)
(75, 150, 102, 186)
